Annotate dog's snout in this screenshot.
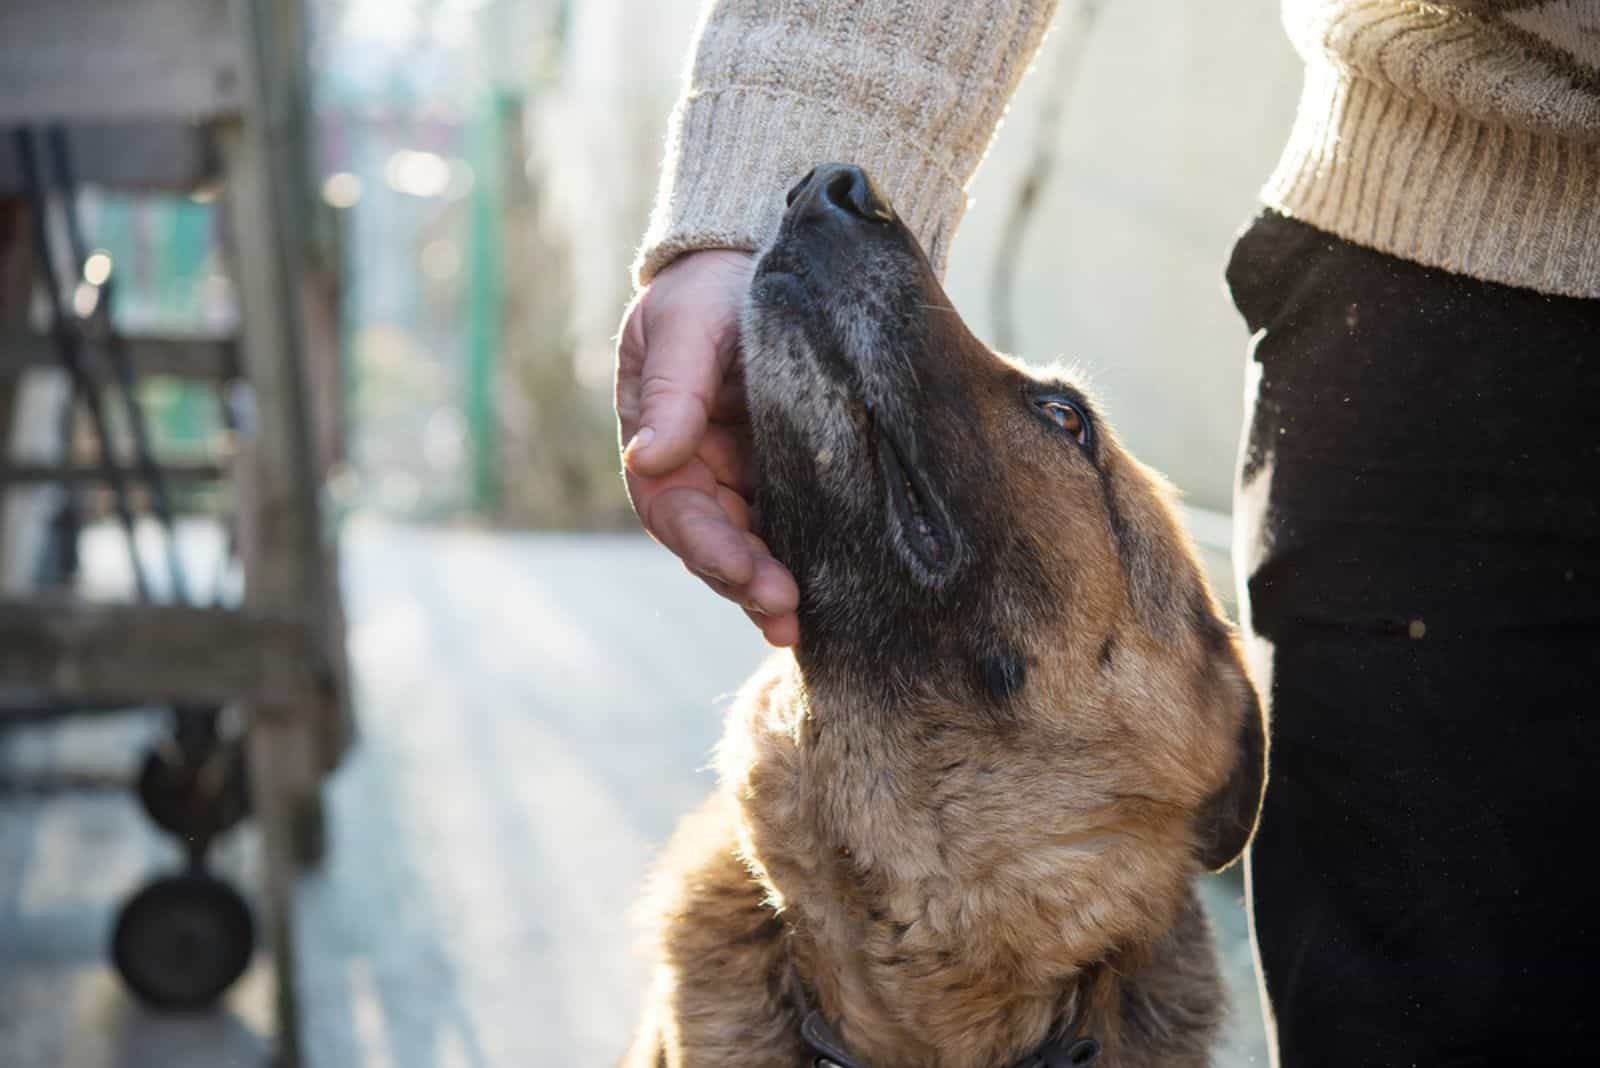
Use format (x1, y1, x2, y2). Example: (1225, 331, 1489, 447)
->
(787, 163, 894, 225)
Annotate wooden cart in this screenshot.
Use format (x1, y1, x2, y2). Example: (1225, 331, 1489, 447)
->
(0, 2, 347, 1062)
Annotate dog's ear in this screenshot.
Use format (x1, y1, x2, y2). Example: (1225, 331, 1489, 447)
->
(1194, 642, 1267, 872)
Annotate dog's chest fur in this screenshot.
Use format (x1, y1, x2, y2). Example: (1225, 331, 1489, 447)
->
(620, 658, 1228, 1068)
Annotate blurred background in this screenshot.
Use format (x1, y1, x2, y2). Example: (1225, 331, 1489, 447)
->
(0, 0, 1300, 1064)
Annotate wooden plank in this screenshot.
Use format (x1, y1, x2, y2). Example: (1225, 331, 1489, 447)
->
(0, 329, 237, 380)
(0, 121, 219, 194)
(0, 597, 321, 706)
(0, 0, 242, 123)
(0, 460, 227, 486)
(0, 201, 30, 587)
(227, 6, 326, 1056)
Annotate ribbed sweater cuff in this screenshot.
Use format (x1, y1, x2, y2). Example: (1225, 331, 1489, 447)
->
(633, 87, 968, 287)
(1264, 61, 1600, 299)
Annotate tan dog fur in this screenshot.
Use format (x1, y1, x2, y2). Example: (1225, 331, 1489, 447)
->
(623, 166, 1266, 1068)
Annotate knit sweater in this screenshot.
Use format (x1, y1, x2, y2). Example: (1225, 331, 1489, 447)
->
(636, 0, 1600, 299)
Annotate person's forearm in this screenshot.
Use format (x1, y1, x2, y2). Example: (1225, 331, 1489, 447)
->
(635, 0, 1061, 285)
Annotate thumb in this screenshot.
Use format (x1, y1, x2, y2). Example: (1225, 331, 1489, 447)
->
(624, 294, 735, 480)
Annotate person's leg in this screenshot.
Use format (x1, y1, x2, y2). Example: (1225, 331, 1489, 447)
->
(1226, 212, 1600, 1067)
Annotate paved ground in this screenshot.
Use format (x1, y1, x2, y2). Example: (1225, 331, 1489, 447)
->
(1, 521, 1268, 1066)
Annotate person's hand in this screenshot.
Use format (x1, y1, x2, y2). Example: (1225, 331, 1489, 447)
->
(616, 249, 801, 646)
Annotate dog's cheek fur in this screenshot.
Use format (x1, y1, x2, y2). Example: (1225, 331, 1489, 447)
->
(1191, 639, 1268, 872)
(1089, 450, 1268, 872)
(1009, 418, 1267, 875)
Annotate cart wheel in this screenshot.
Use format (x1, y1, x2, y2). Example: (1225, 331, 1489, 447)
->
(136, 740, 251, 842)
(111, 871, 255, 1010)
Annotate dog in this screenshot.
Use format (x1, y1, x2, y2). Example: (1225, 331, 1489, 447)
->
(623, 164, 1267, 1068)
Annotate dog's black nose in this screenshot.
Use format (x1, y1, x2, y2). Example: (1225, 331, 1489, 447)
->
(786, 163, 895, 224)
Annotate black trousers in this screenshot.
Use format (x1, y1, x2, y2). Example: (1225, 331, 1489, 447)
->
(1226, 212, 1600, 1067)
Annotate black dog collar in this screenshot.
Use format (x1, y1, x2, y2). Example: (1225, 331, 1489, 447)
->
(796, 982, 1101, 1068)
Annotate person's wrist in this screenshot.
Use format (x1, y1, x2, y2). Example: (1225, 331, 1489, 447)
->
(653, 247, 754, 287)
(639, 236, 756, 287)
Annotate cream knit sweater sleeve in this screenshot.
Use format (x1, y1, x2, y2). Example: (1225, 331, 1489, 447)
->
(633, 0, 1060, 285)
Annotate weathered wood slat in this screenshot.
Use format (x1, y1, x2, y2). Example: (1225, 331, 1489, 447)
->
(0, 0, 242, 123)
(0, 460, 228, 486)
(0, 122, 219, 194)
(0, 329, 237, 380)
(224, 5, 329, 1056)
(0, 597, 321, 707)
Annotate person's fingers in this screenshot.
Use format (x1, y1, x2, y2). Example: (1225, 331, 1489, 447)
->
(697, 424, 751, 495)
(742, 534, 800, 618)
(614, 292, 648, 439)
(747, 606, 799, 650)
(698, 568, 799, 648)
(694, 535, 795, 612)
(614, 250, 780, 637)
(623, 323, 720, 477)
(747, 561, 799, 618)
(701, 531, 799, 623)
(714, 484, 750, 531)
(645, 484, 755, 587)
(621, 445, 723, 524)
(622, 252, 753, 478)
(751, 610, 800, 648)
(628, 453, 751, 533)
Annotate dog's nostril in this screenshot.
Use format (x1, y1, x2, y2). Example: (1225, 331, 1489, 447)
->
(787, 164, 896, 225)
(823, 172, 856, 212)
(820, 165, 893, 222)
(786, 167, 818, 208)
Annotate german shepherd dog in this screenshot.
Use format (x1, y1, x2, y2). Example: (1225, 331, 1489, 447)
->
(624, 165, 1267, 1068)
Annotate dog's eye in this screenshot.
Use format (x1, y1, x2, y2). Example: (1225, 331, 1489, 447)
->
(1037, 399, 1090, 445)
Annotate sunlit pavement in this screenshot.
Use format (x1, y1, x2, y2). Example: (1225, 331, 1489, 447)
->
(1, 520, 1267, 1066)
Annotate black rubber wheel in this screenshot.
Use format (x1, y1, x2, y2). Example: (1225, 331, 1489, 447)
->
(111, 871, 255, 1010)
(136, 739, 251, 843)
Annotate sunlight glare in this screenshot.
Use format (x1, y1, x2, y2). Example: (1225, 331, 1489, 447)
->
(322, 171, 365, 209)
(385, 150, 453, 198)
(82, 250, 113, 286)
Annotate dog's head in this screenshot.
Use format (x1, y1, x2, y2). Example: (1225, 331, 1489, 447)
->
(743, 165, 1265, 877)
